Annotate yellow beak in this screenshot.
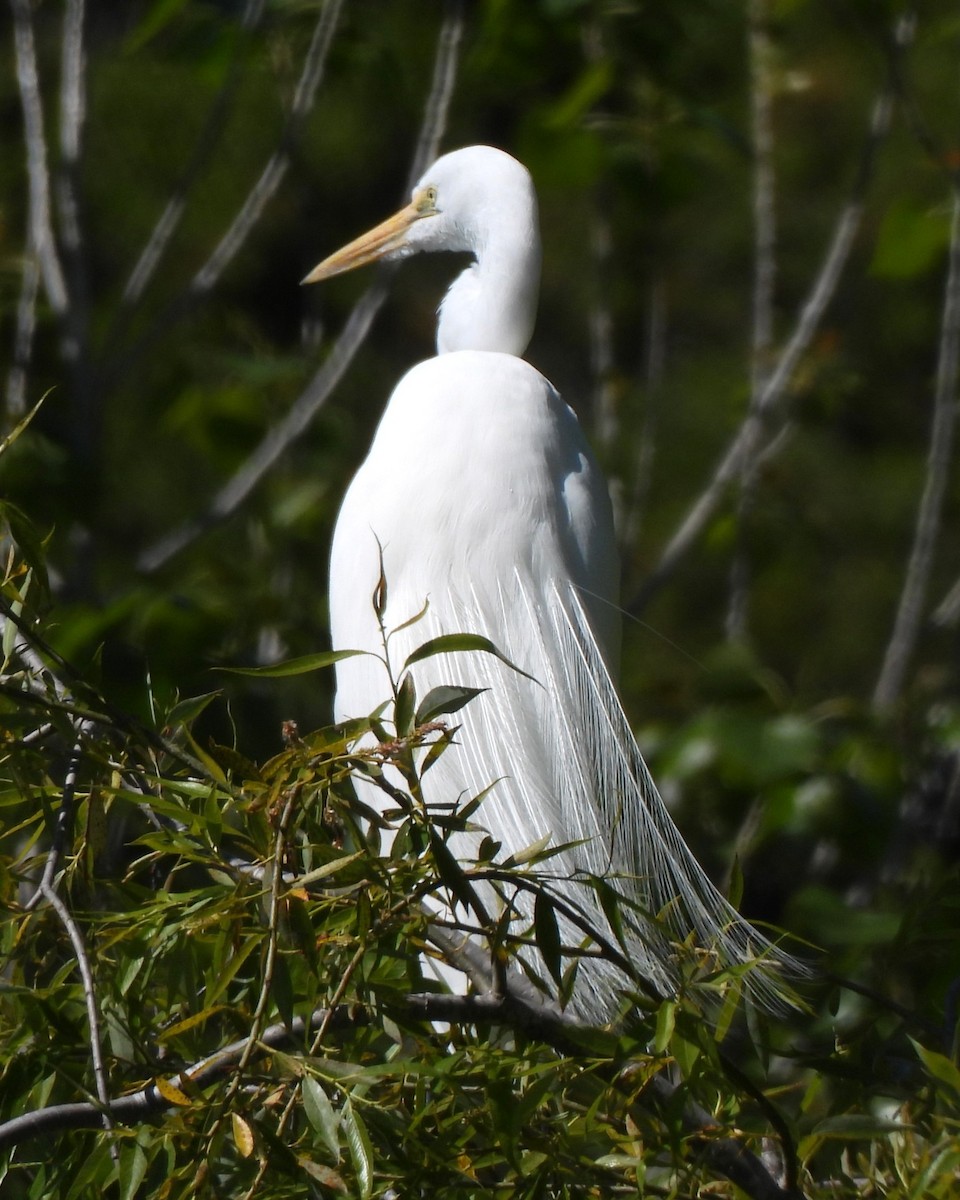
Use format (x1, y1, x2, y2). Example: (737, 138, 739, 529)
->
(301, 187, 438, 285)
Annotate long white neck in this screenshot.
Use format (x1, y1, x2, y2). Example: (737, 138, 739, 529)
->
(435, 212, 542, 358)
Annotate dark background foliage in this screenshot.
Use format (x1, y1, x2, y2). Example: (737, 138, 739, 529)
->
(2, 1, 960, 1196)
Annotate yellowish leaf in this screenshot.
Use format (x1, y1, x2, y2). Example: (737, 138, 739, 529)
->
(154, 1076, 191, 1107)
(232, 1111, 255, 1158)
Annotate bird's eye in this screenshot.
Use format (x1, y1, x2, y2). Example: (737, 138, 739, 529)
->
(416, 185, 438, 214)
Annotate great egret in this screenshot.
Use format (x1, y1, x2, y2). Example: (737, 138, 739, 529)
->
(305, 145, 795, 1019)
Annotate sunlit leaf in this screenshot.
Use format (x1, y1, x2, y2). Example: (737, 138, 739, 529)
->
(342, 1097, 374, 1199)
(220, 650, 364, 677)
(415, 684, 486, 724)
(403, 633, 537, 682)
(302, 1076, 341, 1162)
(153, 1076, 192, 1107)
(231, 1111, 255, 1158)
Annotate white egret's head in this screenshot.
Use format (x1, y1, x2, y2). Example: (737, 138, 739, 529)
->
(302, 145, 541, 356)
(302, 146, 536, 280)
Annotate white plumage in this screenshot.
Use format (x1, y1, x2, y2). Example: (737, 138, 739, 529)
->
(306, 145, 795, 1019)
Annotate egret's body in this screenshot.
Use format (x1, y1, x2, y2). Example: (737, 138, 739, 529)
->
(308, 146, 792, 1018)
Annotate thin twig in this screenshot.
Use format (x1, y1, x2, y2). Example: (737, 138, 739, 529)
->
(872, 185, 960, 715)
(136, 0, 466, 574)
(629, 59, 900, 615)
(24, 723, 93, 910)
(10, 0, 69, 315)
(933, 574, 960, 628)
(39, 882, 113, 1137)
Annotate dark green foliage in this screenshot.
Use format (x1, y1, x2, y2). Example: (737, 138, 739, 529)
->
(3, 1, 960, 1196)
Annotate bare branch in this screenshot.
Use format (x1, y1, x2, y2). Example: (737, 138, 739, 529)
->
(405, 0, 465, 188)
(727, 0, 778, 643)
(38, 882, 113, 1136)
(0, 980, 798, 1200)
(933, 574, 960, 628)
(4, 232, 40, 419)
(629, 63, 899, 615)
(193, 0, 344, 299)
(119, 0, 267, 308)
(872, 185, 960, 715)
(24, 723, 93, 910)
(10, 0, 69, 315)
(137, 0, 467, 574)
(103, 0, 344, 393)
(0, 1006, 367, 1151)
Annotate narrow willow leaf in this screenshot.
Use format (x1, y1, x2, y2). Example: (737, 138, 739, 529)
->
(508, 831, 553, 866)
(429, 831, 481, 914)
(232, 1111, 255, 1158)
(713, 979, 742, 1045)
(910, 1037, 960, 1096)
(388, 596, 430, 636)
(220, 649, 364, 677)
(727, 855, 744, 909)
(342, 1097, 374, 1199)
(165, 690, 221, 728)
(0, 388, 49, 458)
(373, 555, 388, 619)
(302, 1076, 341, 1162)
(653, 1000, 676, 1055)
(158, 1005, 228, 1041)
(533, 893, 563, 986)
(415, 684, 486, 724)
(119, 1129, 150, 1200)
(297, 1156, 347, 1191)
(291, 851, 365, 889)
(810, 1113, 909, 1138)
(395, 672, 416, 735)
(3, 504, 50, 599)
(420, 725, 457, 775)
(594, 877, 628, 952)
(403, 632, 538, 682)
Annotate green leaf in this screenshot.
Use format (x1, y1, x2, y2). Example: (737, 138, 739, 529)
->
(395, 672, 416, 735)
(119, 1128, 151, 1200)
(910, 1037, 960, 1096)
(342, 1097, 374, 1199)
(507, 831, 553, 866)
(430, 831, 482, 915)
(810, 1113, 908, 1138)
(403, 633, 538, 683)
(2, 502, 51, 600)
(220, 649, 364, 677)
(534, 893, 563, 986)
(291, 851, 365, 889)
(164, 690, 221, 728)
(302, 1076, 341, 1162)
(415, 684, 487, 724)
(654, 1000, 676, 1054)
(297, 1156, 347, 1191)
